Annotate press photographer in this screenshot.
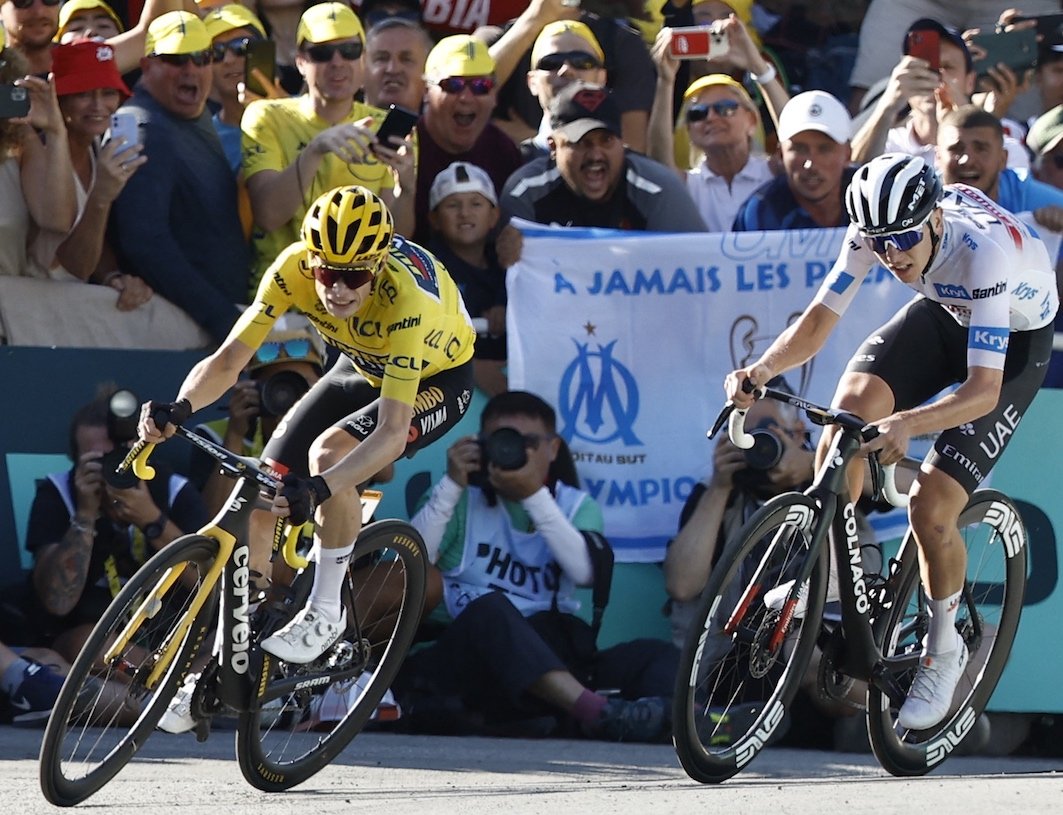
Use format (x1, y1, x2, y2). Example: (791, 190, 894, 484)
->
(26, 385, 209, 663)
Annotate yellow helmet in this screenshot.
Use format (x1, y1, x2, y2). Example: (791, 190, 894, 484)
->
(302, 186, 394, 267)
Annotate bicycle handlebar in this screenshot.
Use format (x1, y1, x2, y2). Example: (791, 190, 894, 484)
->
(709, 384, 909, 509)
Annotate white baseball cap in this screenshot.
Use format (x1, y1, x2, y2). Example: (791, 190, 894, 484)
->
(429, 161, 498, 210)
(777, 90, 852, 143)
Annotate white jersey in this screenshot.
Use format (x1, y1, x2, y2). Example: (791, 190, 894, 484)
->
(814, 184, 1058, 370)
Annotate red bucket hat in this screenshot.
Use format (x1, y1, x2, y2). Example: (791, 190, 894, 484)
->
(52, 41, 132, 99)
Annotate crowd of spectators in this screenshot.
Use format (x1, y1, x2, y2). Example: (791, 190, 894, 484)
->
(3, 0, 1063, 753)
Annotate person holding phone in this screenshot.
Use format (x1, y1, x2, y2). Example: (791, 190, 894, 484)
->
(242, 2, 416, 292)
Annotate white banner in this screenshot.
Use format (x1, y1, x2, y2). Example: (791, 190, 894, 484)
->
(507, 220, 917, 562)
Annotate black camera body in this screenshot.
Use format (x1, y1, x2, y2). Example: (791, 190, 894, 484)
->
(742, 428, 784, 471)
(101, 389, 141, 489)
(256, 370, 310, 418)
(468, 427, 529, 488)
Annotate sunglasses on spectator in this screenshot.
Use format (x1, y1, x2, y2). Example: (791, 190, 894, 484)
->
(436, 76, 495, 95)
(211, 36, 262, 61)
(150, 50, 213, 67)
(255, 339, 314, 365)
(866, 227, 925, 253)
(686, 100, 741, 122)
(311, 262, 378, 290)
(302, 41, 364, 63)
(534, 50, 603, 72)
(12, 0, 61, 8)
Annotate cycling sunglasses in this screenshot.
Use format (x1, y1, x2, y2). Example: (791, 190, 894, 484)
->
(12, 0, 61, 8)
(211, 36, 262, 61)
(867, 227, 925, 254)
(151, 50, 213, 67)
(686, 99, 741, 123)
(436, 76, 496, 96)
(255, 339, 313, 365)
(311, 263, 377, 290)
(302, 41, 364, 63)
(534, 50, 603, 72)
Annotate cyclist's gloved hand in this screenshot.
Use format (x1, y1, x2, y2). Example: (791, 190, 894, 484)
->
(280, 473, 332, 525)
(149, 398, 192, 432)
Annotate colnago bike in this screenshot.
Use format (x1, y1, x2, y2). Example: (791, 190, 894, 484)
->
(673, 384, 1027, 782)
(40, 420, 427, 806)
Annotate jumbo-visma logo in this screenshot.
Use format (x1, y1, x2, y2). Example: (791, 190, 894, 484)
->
(558, 340, 643, 446)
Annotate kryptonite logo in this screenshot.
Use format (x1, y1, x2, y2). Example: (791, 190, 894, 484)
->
(558, 340, 642, 445)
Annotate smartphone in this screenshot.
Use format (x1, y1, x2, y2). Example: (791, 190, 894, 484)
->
(970, 28, 1039, 78)
(375, 104, 419, 149)
(1012, 12, 1063, 40)
(0, 84, 30, 120)
(906, 29, 941, 72)
(244, 38, 277, 98)
(669, 25, 730, 61)
(108, 110, 139, 154)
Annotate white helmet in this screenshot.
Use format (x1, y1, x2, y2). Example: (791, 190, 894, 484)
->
(845, 153, 942, 235)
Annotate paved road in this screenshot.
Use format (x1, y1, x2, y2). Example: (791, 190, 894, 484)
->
(6, 726, 1062, 814)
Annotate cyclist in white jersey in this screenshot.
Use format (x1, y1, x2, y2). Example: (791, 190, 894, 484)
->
(725, 153, 1057, 732)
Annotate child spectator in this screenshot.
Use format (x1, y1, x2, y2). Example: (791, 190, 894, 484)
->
(428, 162, 508, 396)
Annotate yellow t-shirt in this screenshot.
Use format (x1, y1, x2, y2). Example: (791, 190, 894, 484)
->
(242, 96, 409, 290)
(234, 237, 476, 406)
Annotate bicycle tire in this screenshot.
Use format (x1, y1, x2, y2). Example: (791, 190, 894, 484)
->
(236, 519, 427, 791)
(673, 493, 827, 783)
(39, 535, 220, 807)
(867, 490, 1027, 776)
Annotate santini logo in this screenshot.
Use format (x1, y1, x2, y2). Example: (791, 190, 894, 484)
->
(972, 281, 1007, 299)
(933, 283, 971, 299)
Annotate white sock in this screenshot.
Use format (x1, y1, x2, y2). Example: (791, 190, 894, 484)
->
(925, 589, 963, 654)
(307, 542, 355, 623)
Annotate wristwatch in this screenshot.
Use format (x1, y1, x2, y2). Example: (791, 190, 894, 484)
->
(143, 513, 167, 541)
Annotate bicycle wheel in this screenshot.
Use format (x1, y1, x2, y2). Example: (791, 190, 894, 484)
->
(39, 535, 220, 807)
(674, 493, 827, 783)
(236, 519, 427, 791)
(867, 490, 1027, 776)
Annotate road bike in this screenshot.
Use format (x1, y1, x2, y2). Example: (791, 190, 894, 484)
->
(39, 422, 427, 806)
(673, 384, 1027, 781)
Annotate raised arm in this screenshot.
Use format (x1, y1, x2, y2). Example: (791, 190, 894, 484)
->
(648, 28, 682, 175)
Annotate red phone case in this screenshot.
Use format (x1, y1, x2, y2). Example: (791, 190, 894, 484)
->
(671, 29, 711, 60)
(907, 30, 941, 71)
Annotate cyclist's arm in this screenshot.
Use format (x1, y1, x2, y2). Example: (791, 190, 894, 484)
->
(317, 396, 413, 495)
(173, 337, 257, 418)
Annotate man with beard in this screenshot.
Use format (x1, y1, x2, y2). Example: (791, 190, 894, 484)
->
(109, 10, 251, 343)
(500, 82, 706, 232)
(732, 89, 854, 231)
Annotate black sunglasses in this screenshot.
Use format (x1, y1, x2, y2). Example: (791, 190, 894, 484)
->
(303, 41, 364, 63)
(210, 36, 262, 62)
(686, 99, 741, 123)
(437, 76, 495, 96)
(311, 263, 377, 290)
(534, 50, 603, 72)
(151, 50, 213, 67)
(12, 0, 61, 8)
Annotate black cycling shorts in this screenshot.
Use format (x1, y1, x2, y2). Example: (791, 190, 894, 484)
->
(262, 355, 474, 476)
(846, 297, 1052, 494)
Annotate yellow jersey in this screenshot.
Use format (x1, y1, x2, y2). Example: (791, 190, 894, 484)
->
(234, 237, 476, 406)
(242, 96, 415, 291)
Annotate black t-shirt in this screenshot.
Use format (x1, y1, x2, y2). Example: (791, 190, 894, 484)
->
(427, 240, 508, 361)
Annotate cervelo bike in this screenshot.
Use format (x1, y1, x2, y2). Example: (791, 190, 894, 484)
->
(673, 384, 1027, 781)
(40, 420, 427, 807)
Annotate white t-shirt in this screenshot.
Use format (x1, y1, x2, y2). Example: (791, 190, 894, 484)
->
(887, 120, 1030, 171)
(686, 154, 774, 233)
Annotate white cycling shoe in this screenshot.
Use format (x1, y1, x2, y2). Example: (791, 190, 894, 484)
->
(261, 605, 346, 664)
(157, 671, 200, 734)
(898, 633, 969, 731)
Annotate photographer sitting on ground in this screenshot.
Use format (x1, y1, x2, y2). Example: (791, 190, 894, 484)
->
(26, 385, 209, 664)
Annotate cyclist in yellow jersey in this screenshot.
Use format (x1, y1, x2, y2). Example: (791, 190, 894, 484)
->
(140, 186, 475, 668)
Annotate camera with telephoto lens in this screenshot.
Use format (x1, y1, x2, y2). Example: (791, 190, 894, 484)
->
(742, 428, 784, 470)
(468, 427, 530, 487)
(256, 370, 310, 418)
(100, 389, 141, 489)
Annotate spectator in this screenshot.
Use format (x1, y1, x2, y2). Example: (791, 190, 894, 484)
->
(109, 10, 251, 344)
(363, 16, 432, 113)
(0, 640, 64, 727)
(359, 0, 423, 31)
(56, 0, 123, 43)
(0, 30, 76, 279)
(846, 0, 1059, 116)
(851, 18, 1029, 171)
(1032, 27, 1063, 122)
(414, 33, 522, 243)
(243, 2, 415, 288)
(648, 70, 773, 232)
(202, 3, 269, 174)
(427, 161, 508, 396)
(398, 390, 677, 742)
(484, 1, 656, 154)
(518, 20, 607, 162)
(732, 89, 855, 231)
(501, 82, 708, 231)
(1028, 104, 1063, 191)
(26, 385, 209, 664)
